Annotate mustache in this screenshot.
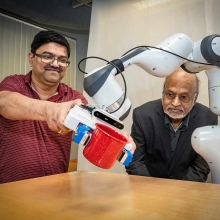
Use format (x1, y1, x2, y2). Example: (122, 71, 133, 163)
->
(164, 104, 185, 119)
(166, 104, 184, 112)
(44, 64, 62, 73)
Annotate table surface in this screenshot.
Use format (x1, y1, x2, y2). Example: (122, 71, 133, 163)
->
(0, 170, 220, 220)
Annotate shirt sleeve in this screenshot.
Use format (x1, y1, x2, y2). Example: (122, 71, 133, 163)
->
(73, 91, 88, 105)
(186, 154, 210, 182)
(0, 75, 23, 93)
(125, 109, 151, 176)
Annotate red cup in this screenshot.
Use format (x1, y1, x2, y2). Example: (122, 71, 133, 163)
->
(83, 123, 128, 169)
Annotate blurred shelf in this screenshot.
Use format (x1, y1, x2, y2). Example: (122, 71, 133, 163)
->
(68, 159, 77, 172)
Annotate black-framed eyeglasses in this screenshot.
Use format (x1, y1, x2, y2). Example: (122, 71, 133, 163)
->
(163, 91, 196, 103)
(33, 52, 70, 67)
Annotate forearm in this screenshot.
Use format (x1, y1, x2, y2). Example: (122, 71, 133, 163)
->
(0, 90, 84, 134)
(126, 152, 151, 176)
(186, 154, 210, 182)
(128, 113, 150, 176)
(126, 160, 151, 176)
(0, 91, 49, 121)
(0, 91, 50, 121)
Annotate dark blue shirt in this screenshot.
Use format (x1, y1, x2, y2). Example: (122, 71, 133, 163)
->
(164, 113, 190, 156)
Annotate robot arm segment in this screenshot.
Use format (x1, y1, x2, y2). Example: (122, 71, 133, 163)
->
(201, 34, 220, 67)
(181, 34, 220, 115)
(84, 33, 193, 120)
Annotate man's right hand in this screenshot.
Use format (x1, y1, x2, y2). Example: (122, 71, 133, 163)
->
(44, 99, 83, 135)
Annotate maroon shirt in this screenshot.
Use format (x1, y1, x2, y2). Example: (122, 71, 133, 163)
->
(0, 71, 88, 183)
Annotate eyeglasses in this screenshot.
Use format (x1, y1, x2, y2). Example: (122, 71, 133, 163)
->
(33, 53, 70, 67)
(163, 92, 196, 103)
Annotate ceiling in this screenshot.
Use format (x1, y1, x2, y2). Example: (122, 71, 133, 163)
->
(0, 0, 92, 35)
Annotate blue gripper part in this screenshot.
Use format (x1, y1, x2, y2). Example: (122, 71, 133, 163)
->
(123, 148, 133, 166)
(73, 124, 90, 144)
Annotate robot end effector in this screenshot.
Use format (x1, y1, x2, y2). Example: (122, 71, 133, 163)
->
(83, 33, 220, 120)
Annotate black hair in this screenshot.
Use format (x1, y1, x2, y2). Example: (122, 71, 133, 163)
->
(31, 30, 70, 58)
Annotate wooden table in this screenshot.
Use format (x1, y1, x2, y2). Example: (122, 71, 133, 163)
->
(0, 170, 220, 220)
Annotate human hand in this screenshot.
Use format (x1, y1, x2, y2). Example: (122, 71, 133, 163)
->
(120, 130, 136, 154)
(44, 99, 83, 135)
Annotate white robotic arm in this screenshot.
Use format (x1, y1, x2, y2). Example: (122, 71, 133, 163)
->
(84, 34, 220, 120)
(83, 33, 193, 120)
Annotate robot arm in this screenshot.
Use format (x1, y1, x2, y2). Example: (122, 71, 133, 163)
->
(83, 33, 193, 120)
(84, 33, 220, 119)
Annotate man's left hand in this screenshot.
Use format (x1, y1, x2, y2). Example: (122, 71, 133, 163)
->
(120, 130, 136, 154)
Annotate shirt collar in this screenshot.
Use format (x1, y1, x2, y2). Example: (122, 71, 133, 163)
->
(164, 112, 190, 131)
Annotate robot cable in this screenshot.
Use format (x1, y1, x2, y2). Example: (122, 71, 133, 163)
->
(122, 46, 214, 66)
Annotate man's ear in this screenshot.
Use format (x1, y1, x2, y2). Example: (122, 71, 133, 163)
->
(28, 52, 34, 67)
(193, 93, 198, 104)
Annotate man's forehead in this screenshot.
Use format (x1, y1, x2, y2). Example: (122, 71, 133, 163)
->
(165, 86, 191, 94)
(167, 75, 196, 86)
(165, 82, 197, 95)
(36, 42, 68, 55)
(168, 71, 197, 82)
